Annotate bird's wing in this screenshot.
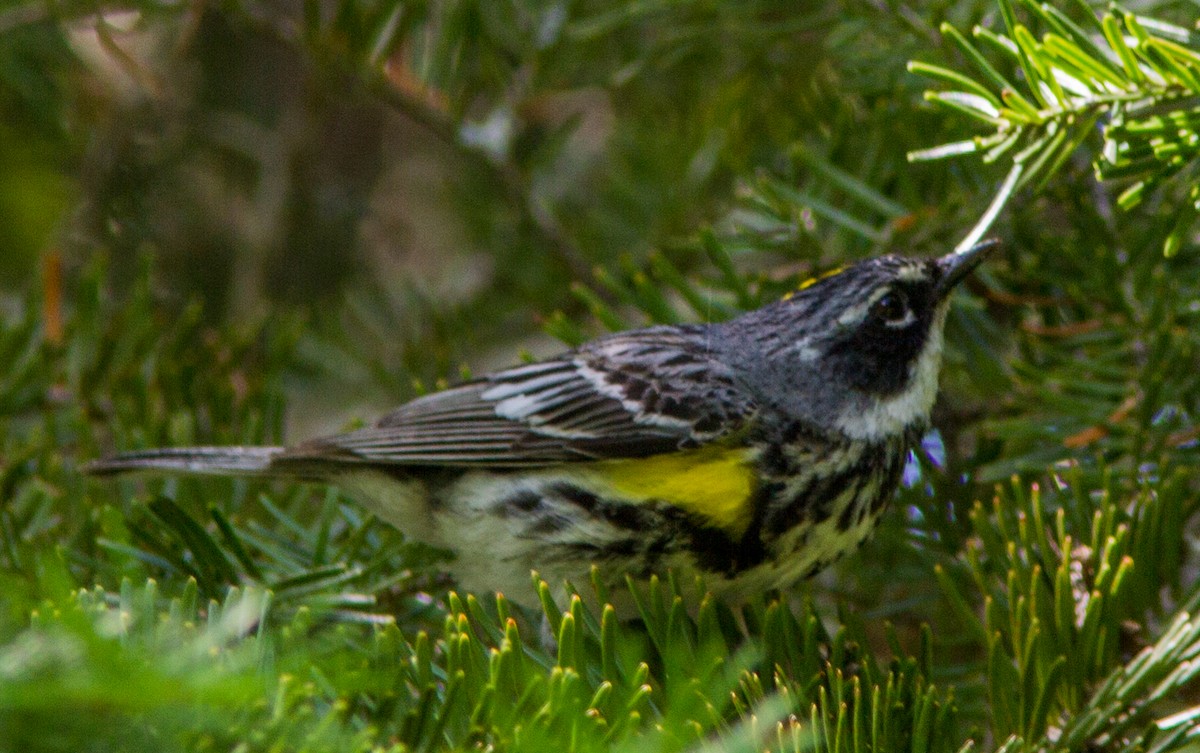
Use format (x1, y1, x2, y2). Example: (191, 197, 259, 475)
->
(277, 327, 758, 468)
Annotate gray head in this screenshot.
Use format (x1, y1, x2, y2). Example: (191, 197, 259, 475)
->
(721, 241, 994, 441)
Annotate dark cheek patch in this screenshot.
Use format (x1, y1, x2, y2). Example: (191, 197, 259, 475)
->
(829, 285, 934, 396)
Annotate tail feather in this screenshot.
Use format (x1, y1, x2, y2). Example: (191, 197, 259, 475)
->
(83, 446, 285, 477)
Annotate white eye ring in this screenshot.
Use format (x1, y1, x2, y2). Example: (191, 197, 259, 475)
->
(884, 310, 916, 328)
(871, 291, 914, 328)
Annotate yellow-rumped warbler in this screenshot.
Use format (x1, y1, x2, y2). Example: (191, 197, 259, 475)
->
(86, 242, 994, 601)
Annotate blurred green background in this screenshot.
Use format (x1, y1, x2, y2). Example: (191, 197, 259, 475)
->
(0, 0, 996, 435)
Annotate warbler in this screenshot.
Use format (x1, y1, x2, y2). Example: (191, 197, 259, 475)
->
(86, 241, 993, 602)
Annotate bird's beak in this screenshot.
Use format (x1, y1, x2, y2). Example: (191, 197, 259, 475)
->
(936, 239, 998, 298)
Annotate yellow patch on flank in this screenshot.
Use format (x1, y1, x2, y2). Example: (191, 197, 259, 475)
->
(592, 446, 757, 536)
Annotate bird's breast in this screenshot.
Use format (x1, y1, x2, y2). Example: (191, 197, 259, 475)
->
(752, 428, 910, 543)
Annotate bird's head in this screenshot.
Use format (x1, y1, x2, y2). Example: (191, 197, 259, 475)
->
(729, 240, 995, 441)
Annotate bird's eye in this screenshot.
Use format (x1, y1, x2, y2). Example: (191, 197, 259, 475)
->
(871, 290, 911, 326)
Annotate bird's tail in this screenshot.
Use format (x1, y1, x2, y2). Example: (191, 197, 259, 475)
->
(83, 446, 286, 477)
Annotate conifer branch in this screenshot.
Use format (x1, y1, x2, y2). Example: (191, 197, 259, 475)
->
(912, 1, 1200, 254)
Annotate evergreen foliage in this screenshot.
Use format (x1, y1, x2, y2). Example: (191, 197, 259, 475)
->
(2, 1, 1200, 751)
(911, 0, 1200, 254)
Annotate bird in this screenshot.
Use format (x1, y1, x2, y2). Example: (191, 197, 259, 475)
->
(86, 241, 994, 603)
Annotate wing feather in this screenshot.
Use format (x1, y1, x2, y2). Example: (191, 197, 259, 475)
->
(276, 327, 757, 470)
